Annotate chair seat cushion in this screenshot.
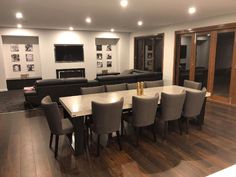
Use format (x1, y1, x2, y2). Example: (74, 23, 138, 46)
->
(61, 119, 73, 134)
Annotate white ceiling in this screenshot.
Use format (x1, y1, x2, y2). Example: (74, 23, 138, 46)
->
(0, 0, 236, 32)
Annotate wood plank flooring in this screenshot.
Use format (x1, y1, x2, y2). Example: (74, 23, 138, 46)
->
(0, 102, 236, 177)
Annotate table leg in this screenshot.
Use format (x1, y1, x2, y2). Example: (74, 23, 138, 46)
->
(71, 117, 85, 156)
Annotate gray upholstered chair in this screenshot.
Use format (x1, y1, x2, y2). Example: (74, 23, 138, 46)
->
(105, 83, 127, 92)
(144, 80, 164, 88)
(90, 98, 124, 156)
(123, 95, 159, 146)
(183, 80, 202, 90)
(81, 86, 106, 140)
(41, 96, 73, 158)
(182, 88, 207, 133)
(81, 85, 105, 95)
(157, 92, 186, 139)
(127, 83, 137, 90)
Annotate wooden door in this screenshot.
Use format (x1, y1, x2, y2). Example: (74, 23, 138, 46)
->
(134, 38, 144, 70)
(208, 30, 236, 104)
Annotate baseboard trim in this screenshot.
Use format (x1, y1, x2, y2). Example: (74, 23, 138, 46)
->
(0, 88, 8, 92)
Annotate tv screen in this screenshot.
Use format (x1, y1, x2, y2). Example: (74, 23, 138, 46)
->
(54, 44, 84, 62)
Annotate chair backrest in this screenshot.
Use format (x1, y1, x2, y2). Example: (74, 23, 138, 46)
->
(145, 80, 164, 88)
(183, 80, 202, 90)
(132, 95, 159, 127)
(105, 83, 127, 92)
(127, 83, 137, 90)
(92, 98, 124, 134)
(81, 85, 105, 95)
(41, 96, 63, 135)
(183, 88, 207, 118)
(160, 92, 186, 121)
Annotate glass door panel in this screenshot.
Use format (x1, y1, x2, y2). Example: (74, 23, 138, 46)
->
(178, 35, 192, 86)
(213, 31, 235, 98)
(195, 33, 211, 88)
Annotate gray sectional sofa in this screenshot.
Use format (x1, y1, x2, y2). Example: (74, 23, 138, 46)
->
(24, 69, 162, 107)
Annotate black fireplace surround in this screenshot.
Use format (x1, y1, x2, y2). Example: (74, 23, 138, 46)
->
(56, 68, 85, 78)
(24, 69, 162, 107)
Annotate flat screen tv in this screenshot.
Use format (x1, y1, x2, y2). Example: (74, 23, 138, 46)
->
(54, 44, 84, 62)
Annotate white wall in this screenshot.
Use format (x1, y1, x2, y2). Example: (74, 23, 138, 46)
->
(129, 13, 236, 84)
(0, 38, 7, 91)
(96, 44, 118, 73)
(2, 44, 42, 78)
(0, 28, 131, 91)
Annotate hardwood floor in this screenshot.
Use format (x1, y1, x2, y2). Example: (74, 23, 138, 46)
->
(0, 102, 236, 177)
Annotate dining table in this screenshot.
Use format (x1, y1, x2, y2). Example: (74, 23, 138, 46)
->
(59, 85, 211, 155)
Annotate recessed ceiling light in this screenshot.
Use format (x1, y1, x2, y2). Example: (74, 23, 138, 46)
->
(137, 21, 143, 26)
(69, 26, 74, 31)
(16, 12, 23, 19)
(120, 0, 128, 7)
(110, 28, 115, 32)
(17, 24, 22, 28)
(188, 28, 192, 31)
(188, 7, 196, 14)
(85, 17, 91, 23)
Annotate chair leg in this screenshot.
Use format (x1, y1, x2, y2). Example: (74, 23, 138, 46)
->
(198, 116, 203, 130)
(135, 127, 140, 146)
(186, 118, 189, 134)
(178, 119, 182, 135)
(49, 133, 53, 148)
(108, 133, 112, 145)
(97, 135, 100, 156)
(116, 131, 122, 151)
(152, 123, 157, 142)
(121, 118, 124, 136)
(163, 122, 168, 140)
(55, 135, 59, 158)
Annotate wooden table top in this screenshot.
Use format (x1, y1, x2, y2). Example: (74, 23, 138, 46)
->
(59, 85, 211, 118)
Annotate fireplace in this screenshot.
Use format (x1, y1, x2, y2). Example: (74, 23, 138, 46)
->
(56, 68, 85, 79)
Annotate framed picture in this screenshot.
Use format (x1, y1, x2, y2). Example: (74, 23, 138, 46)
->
(27, 64, 35, 72)
(106, 45, 112, 51)
(13, 64, 21, 72)
(106, 54, 112, 60)
(25, 44, 33, 52)
(107, 61, 112, 67)
(147, 60, 153, 65)
(96, 45, 102, 51)
(148, 45, 153, 51)
(97, 61, 103, 68)
(147, 53, 153, 59)
(10, 44, 19, 52)
(26, 54, 34, 62)
(97, 53, 103, 60)
(11, 54, 20, 62)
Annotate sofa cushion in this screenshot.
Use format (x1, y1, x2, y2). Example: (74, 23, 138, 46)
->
(120, 69, 135, 75)
(63, 77, 87, 84)
(105, 83, 127, 92)
(36, 79, 65, 86)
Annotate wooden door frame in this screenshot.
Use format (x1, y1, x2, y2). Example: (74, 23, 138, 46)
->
(208, 30, 236, 104)
(229, 30, 236, 104)
(230, 30, 236, 104)
(189, 33, 196, 81)
(173, 22, 236, 85)
(207, 31, 217, 93)
(134, 33, 164, 73)
(173, 33, 195, 85)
